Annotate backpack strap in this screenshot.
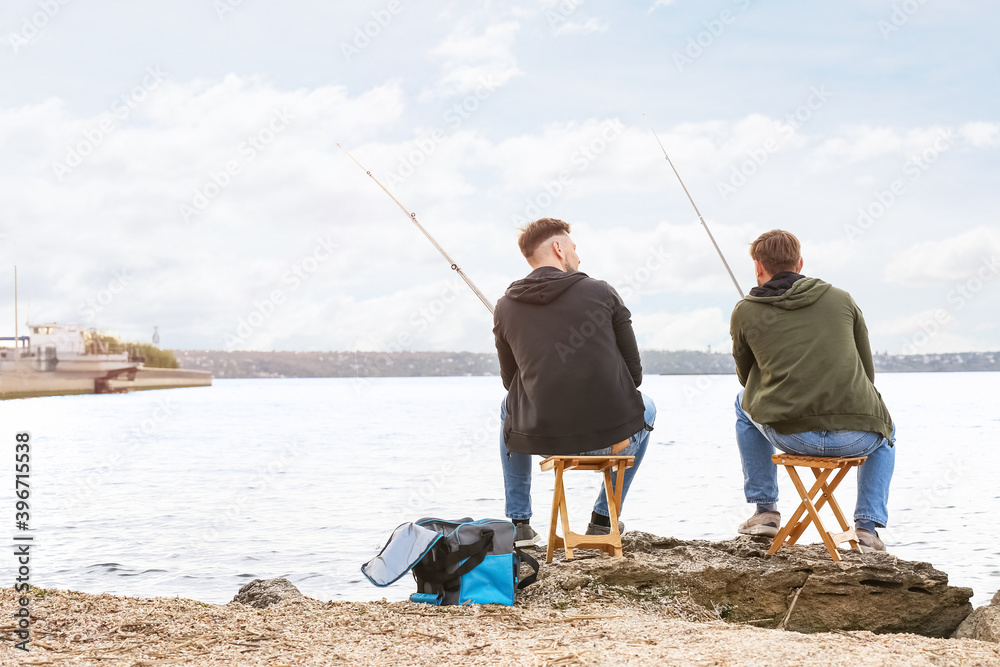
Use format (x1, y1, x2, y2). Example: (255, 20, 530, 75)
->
(515, 548, 540, 589)
(412, 530, 495, 587)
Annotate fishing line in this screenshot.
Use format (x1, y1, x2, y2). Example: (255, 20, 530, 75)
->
(338, 144, 495, 315)
(644, 115, 745, 299)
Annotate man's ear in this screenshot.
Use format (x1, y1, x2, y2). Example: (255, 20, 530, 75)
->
(797, 257, 804, 273)
(753, 260, 765, 279)
(550, 238, 565, 260)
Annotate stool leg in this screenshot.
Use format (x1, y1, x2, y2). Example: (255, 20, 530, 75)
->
(612, 461, 628, 555)
(546, 463, 564, 564)
(815, 464, 861, 551)
(557, 464, 574, 560)
(767, 466, 809, 554)
(786, 467, 836, 546)
(603, 468, 622, 558)
(785, 466, 841, 561)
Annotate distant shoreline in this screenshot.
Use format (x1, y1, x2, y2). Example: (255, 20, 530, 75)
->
(173, 349, 1000, 379)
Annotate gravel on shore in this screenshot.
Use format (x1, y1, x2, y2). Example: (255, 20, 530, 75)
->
(3, 586, 999, 666)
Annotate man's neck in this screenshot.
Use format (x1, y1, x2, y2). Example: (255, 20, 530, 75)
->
(528, 260, 566, 272)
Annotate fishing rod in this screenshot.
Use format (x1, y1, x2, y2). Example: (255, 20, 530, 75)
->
(644, 115, 745, 299)
(337, 144, 495, 315)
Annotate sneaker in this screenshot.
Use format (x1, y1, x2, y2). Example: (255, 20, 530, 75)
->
(585, 520, 625, 536)
(856, 528, 886, 553)
(738, 511, 781, 537)
(513, 523, 540, 547)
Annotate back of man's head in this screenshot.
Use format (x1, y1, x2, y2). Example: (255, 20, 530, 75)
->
(518, 218, 571, 259)
(750, 229, 801, 275)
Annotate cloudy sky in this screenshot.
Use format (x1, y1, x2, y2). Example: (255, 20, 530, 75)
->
(1, 0, 997, 355)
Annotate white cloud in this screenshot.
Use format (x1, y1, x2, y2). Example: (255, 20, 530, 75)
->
(648, 0, 677, 11)
(805, 124, 963, 172)
(872, 309, 987, 354)
(807, 126, 904, 168)
(632, 308, 730, 350)
(885, 227, 1000, 286)
(3, 80, 997, 353)
(421, 21, 522, 100)
(554, 17, 610, 36)
(960, 121, 1000, 147)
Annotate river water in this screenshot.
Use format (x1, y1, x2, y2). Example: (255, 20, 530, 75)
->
(3, 373, 998, 607)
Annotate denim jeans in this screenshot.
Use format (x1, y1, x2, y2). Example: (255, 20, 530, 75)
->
(500, 393, 656, 521)
(735, 390, 895, 526)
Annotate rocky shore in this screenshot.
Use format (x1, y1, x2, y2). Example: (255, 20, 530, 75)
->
(3, 535, 998, 666)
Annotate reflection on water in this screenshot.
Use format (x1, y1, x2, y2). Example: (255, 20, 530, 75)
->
(4, 373, 997, 606)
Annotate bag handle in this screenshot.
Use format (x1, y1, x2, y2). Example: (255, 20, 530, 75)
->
(515, 548, 540, 589)
(413, 530, 495, 586)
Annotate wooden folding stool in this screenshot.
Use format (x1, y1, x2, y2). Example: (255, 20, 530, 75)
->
(767, 454, 867, 561)
(538, 452, 634, 564)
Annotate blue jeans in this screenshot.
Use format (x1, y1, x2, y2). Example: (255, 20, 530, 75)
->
(500, 393, 656, 521)
(735, 390, 895, 526)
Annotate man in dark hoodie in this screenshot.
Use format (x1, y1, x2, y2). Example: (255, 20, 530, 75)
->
(730, 229, 895, 552)
(494, 218, 656, 547)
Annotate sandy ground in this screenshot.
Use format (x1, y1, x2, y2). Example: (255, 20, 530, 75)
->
(2, 586, 999, 667)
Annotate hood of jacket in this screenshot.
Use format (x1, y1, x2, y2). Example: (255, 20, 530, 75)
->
(743, 275, 831, 311)
(504, 266, 590, 305)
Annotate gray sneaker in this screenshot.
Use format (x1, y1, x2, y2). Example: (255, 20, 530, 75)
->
(738, 511, 781, 537)
(856, 528, 886, 553)
(514, 523, 540, 547)
(585, 520, 625, 536)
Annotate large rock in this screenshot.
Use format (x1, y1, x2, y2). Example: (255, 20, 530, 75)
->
(953, 590, 1000, 643)
(231, 577, 303, 608)
(529, 532, 973, 637)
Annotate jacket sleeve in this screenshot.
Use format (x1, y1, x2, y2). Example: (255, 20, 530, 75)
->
(493, 305, 517, 391)
(852, 301, 876, 384)
(730, 303, 754, 387)
(609, 285, 643, 387)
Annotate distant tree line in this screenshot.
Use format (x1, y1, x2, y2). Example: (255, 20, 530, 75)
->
(96, 335, 179, 369)
(172, 349, 1000, 379)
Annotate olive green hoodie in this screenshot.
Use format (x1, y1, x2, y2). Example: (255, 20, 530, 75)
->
(730, 276, 893, 440)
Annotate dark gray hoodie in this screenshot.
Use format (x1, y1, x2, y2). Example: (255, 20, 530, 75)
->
(493, 266, 647, 455)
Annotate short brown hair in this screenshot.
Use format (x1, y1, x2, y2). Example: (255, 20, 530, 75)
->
(750, 229, 801, 275)
(517, 218, 571, 259)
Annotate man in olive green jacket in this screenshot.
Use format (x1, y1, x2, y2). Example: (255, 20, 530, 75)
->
(731, 229, 895, 552)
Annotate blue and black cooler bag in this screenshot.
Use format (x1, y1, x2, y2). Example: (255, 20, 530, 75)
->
(362, 517, 539, 606)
